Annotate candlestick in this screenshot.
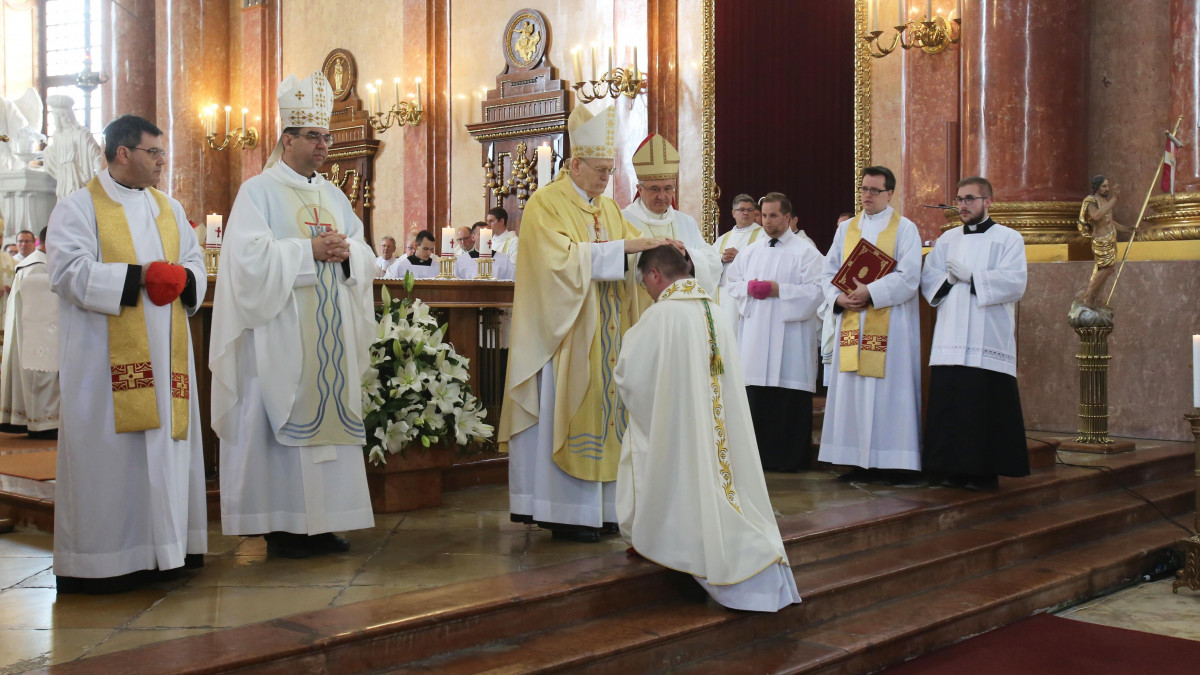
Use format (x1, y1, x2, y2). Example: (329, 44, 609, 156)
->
(415, 78, 423, 111)
(608, 46, 613, 73)
(591, 43, 598, 80)
(1193, 334, 1200, 408)
(479, 227, 492, 255)
(394, 78, 400, 107)
(632, 46, 639, 77)
(872, 0, 879, 31)
(441, 226, 454, 254)
(241, 108, 247, 132)
(224, 106, 230, 135)
(573, 47, 582, 83)
(205, 214, 222, 248)
(898, 0, 905, 26)
(926, 0, 932, 20)
(537, 143, 552, 187)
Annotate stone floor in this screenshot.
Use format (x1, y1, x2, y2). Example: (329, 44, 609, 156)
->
(0, 455, 1197, 673)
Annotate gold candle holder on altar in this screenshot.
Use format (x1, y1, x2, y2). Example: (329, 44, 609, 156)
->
(1173, 412, 1200, 593)
(435, 254, 458, 280)
(474, 255, 494, 280)
(204, 248, 220, 275)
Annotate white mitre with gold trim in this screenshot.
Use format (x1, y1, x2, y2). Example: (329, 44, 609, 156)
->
(631, 132, 679, 181)
(568, 104, 617, 160)
(265, 70, 334, 168)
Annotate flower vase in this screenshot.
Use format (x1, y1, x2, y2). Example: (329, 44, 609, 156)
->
(365, 442, 456, 512)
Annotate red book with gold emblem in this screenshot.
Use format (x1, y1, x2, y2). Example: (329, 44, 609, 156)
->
(832, 238, 898, 294)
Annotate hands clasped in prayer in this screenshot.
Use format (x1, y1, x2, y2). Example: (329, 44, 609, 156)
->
(313, 231, 350, 263)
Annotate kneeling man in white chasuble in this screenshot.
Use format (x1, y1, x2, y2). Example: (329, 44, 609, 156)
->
(211, 71, 376, 559)
(920, 176, 1029, 492)
(498, 103, 666, 543)
(621, 132, 721, 296)
(48, 115, 208, 593)
(818, 165, 923, 484)
(615, 245, 800, 612)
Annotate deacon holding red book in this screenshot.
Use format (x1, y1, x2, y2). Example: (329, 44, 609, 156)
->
(818, 165, 924, 485)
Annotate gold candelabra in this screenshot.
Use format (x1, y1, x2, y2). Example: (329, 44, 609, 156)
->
(485, 141, 539, 209)
(863, 15, 961, 58)
(202, 105, 259, 151)
(572, 68, 647, 104)
(435, 254, 458, 280)
(475, 255, 494, 280)
(365, 79, 424, 131)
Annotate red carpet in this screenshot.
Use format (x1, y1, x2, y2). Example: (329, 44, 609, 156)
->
(0, 449, 56, 480)
(882, 613, 1200, 674)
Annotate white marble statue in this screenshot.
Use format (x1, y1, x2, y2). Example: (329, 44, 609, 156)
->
(43, 95, 103, 200)
(0, 89, 45, 172)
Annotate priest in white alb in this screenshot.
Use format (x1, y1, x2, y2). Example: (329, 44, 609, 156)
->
(486, 206, 519, 265)
(385, 229, 439, 279)
(0, 226, 59, 438)
(621, 133, 720, 296)
(818, 166, 923, 485)
(711, 193, 764, 327)
(212, 71, 376, 559)
(921, 177, 1029, 491)
(498, 103, 664, 542)
(725, 192, 825, 472)
(616, 244, 800, 612)
(48, 115, 207, 592)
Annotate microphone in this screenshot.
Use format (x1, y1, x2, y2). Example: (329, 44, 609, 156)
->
(923, 203, 959, 211)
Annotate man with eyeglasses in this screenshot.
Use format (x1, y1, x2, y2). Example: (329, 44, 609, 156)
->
(500, 104, 667, 543)
(47, 114, 208, 592)
(621, 133, 721, 296)
(375, 235, 399, 276)
(818, 165, 923, 486)
(920, 177, 1028, 491)
(711, 194, 764, 327)
(725, 192, 825, 472)
(213, 71, 376, 559)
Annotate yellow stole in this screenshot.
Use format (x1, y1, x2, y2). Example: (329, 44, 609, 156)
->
(839, 209, 900, 378)
(87, 177, 189, 439)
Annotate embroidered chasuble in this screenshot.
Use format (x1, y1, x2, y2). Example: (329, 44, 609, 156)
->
(499, 170, 647, 482)
(87, 177, 190, 439)
(839, 209, 900, 378)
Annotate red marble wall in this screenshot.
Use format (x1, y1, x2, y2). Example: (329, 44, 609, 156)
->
(902, 35, 960, 244)
(1168, 0, 1200, 193)
(103, 0, 157, 123)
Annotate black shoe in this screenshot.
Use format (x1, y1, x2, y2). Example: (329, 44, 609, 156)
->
(938, 475, 968, 489)
(886, 470, 928, 487)
(836, 468, 872, 483)
(265, 532, 312, 559)
(600, 523, 620, 535)
(183, 553, 205, 569)
(56, 572, 146, 594)
(27, 428, 58, 440)
(0, 423, 28, 434)
(306, 532, 351, 553)
(962, 476, 999, 492)
(550, 527, 602, 543)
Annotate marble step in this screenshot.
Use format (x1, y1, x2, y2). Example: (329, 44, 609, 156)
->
(375, 476, 1192, 674)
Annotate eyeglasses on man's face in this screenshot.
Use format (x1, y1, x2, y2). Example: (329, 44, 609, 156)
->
(581, 160, 618, 177)
(642, 185, 676, 196)
(131, 146, 167, 159)
(292, 131, 335, 145)
(954, 195, 985, 206)
(732, 207, 755, 214)
(858, 186, 891, 196)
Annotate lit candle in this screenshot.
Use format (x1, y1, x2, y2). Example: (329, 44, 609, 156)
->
(591, 43, 598, 80)
(955, 0, 961, 21)
(415, 77, 423, 111)
(394, 77, 401, 107)
(632, 46, 639, 77)
(899, 0, 905, 25)
(205, 214, 222, 248)
(479, 227, 492, 255)
(241, 107, 247, 132)
(1193, 334, 1200, 408)
(537, 142, 552, 187)
(573, 47, 583, 83)
(224, 106, 231, 135)
(872, 0, 879, 31)
(366, 85, 374, 115)
(441, 226, 454, 255)
(375, 79, 383, 112)
(608, 46, 613, 74)
(926, 0, 932, 20)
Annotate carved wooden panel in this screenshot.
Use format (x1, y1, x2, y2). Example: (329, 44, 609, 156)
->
(318, 48, 380, 244)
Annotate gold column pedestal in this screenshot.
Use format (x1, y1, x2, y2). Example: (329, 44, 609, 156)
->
(474, 255, 494, 280)
(1059, 304, 1135, 454)
(1142, 192, 1200, 241)
(204, 248, 220, 275)
(980, 201, 1088, 245)
(1172, 413, 1200, 593)
(435, 254, 458, 280)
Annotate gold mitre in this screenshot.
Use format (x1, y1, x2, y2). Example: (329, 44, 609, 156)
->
(568, 104, 617, 159)
(631, 133, 679, 181)
(266, 70, 334, 167)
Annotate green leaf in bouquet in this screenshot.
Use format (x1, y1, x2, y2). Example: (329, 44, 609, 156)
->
(403, 270, 416, 293)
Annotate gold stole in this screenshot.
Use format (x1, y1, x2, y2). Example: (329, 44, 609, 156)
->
(838, 209, 900, 378)
(87, 178, 189, 439)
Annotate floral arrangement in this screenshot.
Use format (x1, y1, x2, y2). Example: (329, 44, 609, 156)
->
(362, 273, 493, 465)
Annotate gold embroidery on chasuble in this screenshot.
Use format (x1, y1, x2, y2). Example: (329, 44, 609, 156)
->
(278, 189, 364, 446)
(838, 210, 900, 379)
(86, 177, 190, 439)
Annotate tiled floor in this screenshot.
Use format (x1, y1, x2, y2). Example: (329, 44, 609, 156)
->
(0, 450, 1197, 673)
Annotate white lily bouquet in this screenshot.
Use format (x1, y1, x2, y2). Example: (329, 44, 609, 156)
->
(363, 272, 494, 465)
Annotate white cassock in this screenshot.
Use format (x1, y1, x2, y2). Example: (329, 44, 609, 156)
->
(47, 170, 207, 577)
(0, 250, 59, 431)
(724, 229, 825, 390)
(615, 279, 800, 612)
(212, 161, 376, 536)
(385, 255, 438, 280)
(490, 229, 519, 264)
(454, 250, 515, 280)
(817, 206, 923, 470)
(622, 199, 721, 296)
(920, 220, 1026, 374)
(375, 255, 399, 275)
(711, 223, 764, 328)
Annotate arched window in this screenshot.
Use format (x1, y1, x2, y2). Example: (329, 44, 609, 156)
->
(39, 0, 103, 137)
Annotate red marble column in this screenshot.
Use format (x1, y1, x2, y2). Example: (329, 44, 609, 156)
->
(154, 0, 231, 221)
(402, 0, 451, 248)
(960, 0, 1089, 203)
(102, 0, 156, 123)
(902, 38, 960, 243)
(1168, 0, 1200, 193)
(237, 1, 278, 182)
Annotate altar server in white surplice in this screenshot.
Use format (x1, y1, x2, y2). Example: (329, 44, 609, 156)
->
(711, 193, 764, 327)
(616, 245, 800, 612)
(725, 192, 825, 472)
(212, 71, 376, 559)
(921, 177, 1029, 492)
(621, 133, 721, 296)
(0, 228, 59, 437)
(385, 229, 439, 279)
(48, 115, 207, 592)
(487, 206, 519, 265)
(817, 166, 923, 485)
